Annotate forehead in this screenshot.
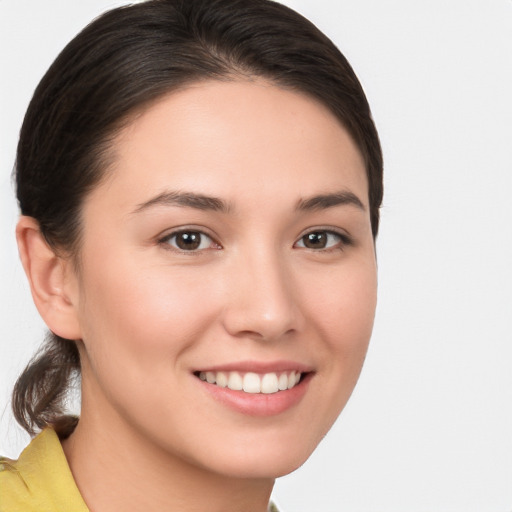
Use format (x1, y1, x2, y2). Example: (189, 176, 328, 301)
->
(90, 80, 368, 213)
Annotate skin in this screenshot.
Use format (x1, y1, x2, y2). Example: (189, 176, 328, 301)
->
(17, 80, 377, 512)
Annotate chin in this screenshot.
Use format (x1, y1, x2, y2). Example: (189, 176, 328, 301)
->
(196, 432, 321, 480)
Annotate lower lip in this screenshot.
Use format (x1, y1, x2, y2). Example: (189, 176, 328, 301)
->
(196, 373, 313, 417)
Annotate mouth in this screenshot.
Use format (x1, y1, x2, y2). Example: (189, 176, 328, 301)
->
(194, 370, 304, 394)
(193, 364, 313, 416)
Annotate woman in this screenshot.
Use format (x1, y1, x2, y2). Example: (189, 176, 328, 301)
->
(0, 0, 382, 510)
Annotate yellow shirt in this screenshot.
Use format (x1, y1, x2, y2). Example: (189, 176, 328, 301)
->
(0, 428, 89, 512)
(0, 429, 281, 512)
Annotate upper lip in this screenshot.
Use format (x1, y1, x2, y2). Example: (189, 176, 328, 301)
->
(194, 360, 314, 374)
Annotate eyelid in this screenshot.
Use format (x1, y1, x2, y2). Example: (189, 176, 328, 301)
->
(157, 226, 222, 252)
(155, 225, 352, 253)
(294, 227, 353, 250)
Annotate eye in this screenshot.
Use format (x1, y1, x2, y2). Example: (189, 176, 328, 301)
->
(159, 230, 219, 252)
(295, 230, 349, 250)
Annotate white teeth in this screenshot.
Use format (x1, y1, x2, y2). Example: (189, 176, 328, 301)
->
(278, 373, 289, 391)
(198, 370, 303, 393)
(243, 372, 261, 393)
(261, 373, 279, 394)
(216, 371, 228, 388)
(227, 371, 243, 391)
(287, 371, 296, 389)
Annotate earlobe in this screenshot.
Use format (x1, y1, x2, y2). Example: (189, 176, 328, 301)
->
(16, 216, 82, 340)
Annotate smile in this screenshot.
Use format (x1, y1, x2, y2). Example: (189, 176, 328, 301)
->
(196, 370, 302, 394)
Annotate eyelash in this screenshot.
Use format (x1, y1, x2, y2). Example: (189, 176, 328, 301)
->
(157, 228, 352, 253)
(294, 229, 352, 252)
(158, 229, 220, 253)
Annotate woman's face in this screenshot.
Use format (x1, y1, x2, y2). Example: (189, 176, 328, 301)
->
(69, 80, 377, 478)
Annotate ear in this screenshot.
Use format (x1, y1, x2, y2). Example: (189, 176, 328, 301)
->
(16, 216, 82, 340)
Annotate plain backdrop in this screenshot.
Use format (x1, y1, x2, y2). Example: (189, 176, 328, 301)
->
(1, 1, 511, 511)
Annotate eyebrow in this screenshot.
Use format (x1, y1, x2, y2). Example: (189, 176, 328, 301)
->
(295, 190, 366, 212)
(132, 191, 230, 214)
(132, 189, 365, 215)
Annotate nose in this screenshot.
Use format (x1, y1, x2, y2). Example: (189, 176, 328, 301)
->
(221, 247, 304, 341)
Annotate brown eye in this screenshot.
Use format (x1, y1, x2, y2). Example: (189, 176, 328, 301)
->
(295, 231, 346, 250)
(163, 231, 215, 251)
(303, 232, 328, 249)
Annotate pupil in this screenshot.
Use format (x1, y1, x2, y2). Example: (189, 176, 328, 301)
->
(305, 232, 326, 248)
(177, 232, 201, 250)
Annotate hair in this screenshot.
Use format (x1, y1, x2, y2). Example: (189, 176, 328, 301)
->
(12, 0, 383, 438)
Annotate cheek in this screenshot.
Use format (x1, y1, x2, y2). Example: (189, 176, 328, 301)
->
(76, 252, 219, 367)
(304, 257, 377, 349)
(300, 257, 377, 410)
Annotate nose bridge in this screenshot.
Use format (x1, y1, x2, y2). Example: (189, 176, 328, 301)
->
(222, 242, 301, 340)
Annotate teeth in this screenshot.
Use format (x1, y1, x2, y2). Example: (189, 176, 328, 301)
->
(287, 371, 296, 389)
(278, 373, 288, 391)
(243, 372, 261, 393)
(227, 371, 243, 391)
(216, 371, 228, 388)
(198, 370, 303, 393)
(261, 373, 279, 394)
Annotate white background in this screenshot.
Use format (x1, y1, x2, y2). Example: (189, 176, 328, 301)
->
(1, 1, 511, 511)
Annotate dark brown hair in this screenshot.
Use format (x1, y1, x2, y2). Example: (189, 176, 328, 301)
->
(13, 0, 383, 437)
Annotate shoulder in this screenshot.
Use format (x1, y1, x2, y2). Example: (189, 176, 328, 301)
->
(0, 429, 88, 512)
(0, 452, 35, 512)
(268, 501, 282, 512)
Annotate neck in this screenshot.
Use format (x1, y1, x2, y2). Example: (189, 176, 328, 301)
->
(62, 404, 274, 512)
